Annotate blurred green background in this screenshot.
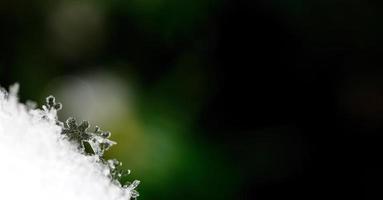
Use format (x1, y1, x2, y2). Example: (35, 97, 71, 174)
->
(1, 0, 381, 199)
(1, 0, 233, 199)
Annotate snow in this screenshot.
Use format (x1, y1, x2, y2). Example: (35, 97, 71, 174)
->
(0, 84, 135, 200)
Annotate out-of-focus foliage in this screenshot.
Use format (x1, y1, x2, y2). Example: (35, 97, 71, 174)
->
(2, 0, 381, 199)
(0, 0, 234, 199)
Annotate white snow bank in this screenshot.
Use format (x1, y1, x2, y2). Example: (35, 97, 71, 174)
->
(0, 84, 135, 200)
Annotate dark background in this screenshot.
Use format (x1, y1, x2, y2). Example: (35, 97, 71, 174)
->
(1, 0, 381, 199)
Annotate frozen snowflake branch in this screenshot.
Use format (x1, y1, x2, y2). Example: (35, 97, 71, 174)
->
(45, 96, 140, 198)
(0, 84, 139, 200)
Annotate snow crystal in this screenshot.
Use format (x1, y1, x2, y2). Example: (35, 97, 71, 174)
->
(0, 84, 137, 200)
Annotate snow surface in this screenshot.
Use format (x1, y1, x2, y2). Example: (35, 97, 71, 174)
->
(0, 84, 133, 200)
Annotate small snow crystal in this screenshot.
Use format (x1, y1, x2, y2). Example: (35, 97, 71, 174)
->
(0, 84, 139, 200)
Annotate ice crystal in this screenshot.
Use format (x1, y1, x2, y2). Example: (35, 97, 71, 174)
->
(0, 84, 139, 200)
